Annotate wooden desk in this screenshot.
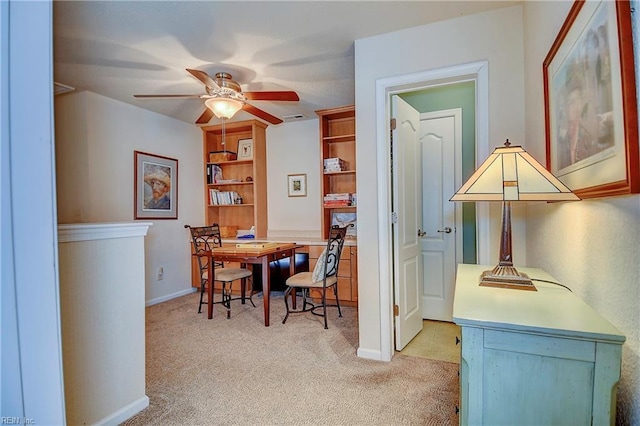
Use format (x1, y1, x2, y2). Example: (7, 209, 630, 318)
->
(207, 243, 298, 326)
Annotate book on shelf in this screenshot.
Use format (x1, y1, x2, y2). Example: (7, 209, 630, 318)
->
(323, 157, 347, 172)
(323, 192, 352, 200)
(208, 190, 240, 206)
(323, 192, 356, 207)
(206, 164, 223, 184)
(323, 157, 346, 165)
(216, 179, 242, 184)
(324, 201, 351, 207)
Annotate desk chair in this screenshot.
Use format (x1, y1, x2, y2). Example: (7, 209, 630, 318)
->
(185, 224, 255, 318)
(282, 225, 350, 329)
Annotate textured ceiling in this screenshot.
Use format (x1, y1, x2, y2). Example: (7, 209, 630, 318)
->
(54, 1, 519, 126)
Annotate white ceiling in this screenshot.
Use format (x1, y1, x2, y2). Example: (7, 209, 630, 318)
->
(53, 1, 519, 126)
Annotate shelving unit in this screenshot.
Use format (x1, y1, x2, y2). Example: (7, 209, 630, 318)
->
(316, 105, 356, 239)
(200, 119, 268, 238)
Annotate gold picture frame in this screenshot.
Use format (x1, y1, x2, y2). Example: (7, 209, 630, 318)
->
(287, 173, 307, 197)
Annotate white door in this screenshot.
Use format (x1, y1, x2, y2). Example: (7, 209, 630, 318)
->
(392, 96, 423, 350)
(420, 109, 462, 321)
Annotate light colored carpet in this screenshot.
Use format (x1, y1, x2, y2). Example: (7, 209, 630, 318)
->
(399, 320, 461, 364)
(123, 292, 459, 425)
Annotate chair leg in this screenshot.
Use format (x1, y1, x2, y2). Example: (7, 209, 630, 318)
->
(198, 281, 206, 314)
(322, 287, 328, 329)
(223, 282, 232, 319)
(282, 286, 293, 324)
(302, 288, 311, 311)
(243, 277, 256, 307)
(333, 284, 343, 318)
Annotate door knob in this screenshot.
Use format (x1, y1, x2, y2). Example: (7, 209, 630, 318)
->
(418, 229, 426, 237)
(437, 227, 452, 234)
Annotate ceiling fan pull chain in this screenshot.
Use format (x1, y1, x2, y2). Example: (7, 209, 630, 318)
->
(221, 117, 226, 153)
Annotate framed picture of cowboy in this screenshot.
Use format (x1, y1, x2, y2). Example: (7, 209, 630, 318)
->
(543, 0, 638, 199)
(134, 151, 178, 219)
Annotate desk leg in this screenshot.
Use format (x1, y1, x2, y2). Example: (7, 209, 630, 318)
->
(208, 256, 214, 319)
(261, 257, 270, 326)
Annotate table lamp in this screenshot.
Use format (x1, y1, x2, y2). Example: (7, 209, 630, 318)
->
(450, 140, 580, 291)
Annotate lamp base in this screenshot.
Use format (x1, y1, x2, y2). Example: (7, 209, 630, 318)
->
(479, 264, 537, 291)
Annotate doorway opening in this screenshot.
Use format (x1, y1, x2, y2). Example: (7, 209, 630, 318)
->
(399, 319, 461, 363)
(375, 61, 491, 361)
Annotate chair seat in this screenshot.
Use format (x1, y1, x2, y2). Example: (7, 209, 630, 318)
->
(285, 272, 338, 288)
(215, 268, 252, 282)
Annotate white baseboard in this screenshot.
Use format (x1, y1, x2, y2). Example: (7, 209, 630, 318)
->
(356, 347, 385, 361)
(146, 288, 196, 306)
(93, 395, 149, 425)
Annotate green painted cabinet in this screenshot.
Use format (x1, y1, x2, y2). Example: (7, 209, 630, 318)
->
(453, 264, 625, 425)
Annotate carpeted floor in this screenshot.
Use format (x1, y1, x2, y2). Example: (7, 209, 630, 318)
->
(123, 292, 460, 425)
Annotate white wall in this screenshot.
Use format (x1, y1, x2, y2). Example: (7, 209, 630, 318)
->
(266, 119, 322, 238)
(1, 0, 66, 422)
(58, 223, 150, 424)
(354, 5, 526, 360)
(523, 1, 640, 423)
(55, 91, 204, 304)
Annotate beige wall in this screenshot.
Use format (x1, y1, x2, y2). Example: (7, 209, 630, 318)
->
(55, 91, 203, 304)
(58, 223, 150, 424)
(522, 1, 640, 423)
(266, 119, 322, 238)
(354, 5, 526, 360)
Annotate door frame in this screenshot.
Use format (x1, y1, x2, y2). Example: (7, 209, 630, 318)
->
(375, 61, 491, 361)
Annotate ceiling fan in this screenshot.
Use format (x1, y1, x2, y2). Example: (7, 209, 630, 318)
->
(134, 69, 299, 125)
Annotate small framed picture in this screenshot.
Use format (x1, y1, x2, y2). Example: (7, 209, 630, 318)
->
(287, 173, 307, 197)
(237, 139, 253, 160)
(134, 151, 178, 219)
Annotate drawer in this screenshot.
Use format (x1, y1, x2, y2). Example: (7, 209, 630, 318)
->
(310, 277, 351, 301)
(309, 245, 325, 258)
(295, 245, 309, 254)
(309, 256, 351, 277)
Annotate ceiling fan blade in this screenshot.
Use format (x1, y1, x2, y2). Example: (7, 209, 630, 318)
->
(195, 108, 214, 125)
(134, 94, 202, 98)
(186, 68, 221, 91)
(242, 103, 283, 125)
(244, 91, 299, 102)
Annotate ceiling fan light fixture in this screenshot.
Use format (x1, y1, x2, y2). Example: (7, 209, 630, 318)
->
(205, 97, 244, 119)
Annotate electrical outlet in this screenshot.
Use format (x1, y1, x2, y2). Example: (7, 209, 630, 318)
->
(157, 266, 164, 281)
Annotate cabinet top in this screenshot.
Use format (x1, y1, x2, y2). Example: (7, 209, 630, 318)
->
(452, 264, 625, 343)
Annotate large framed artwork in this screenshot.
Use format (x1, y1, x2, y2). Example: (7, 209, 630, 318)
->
(543, 0, 638, 199)
(134, 151, 178, 219)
